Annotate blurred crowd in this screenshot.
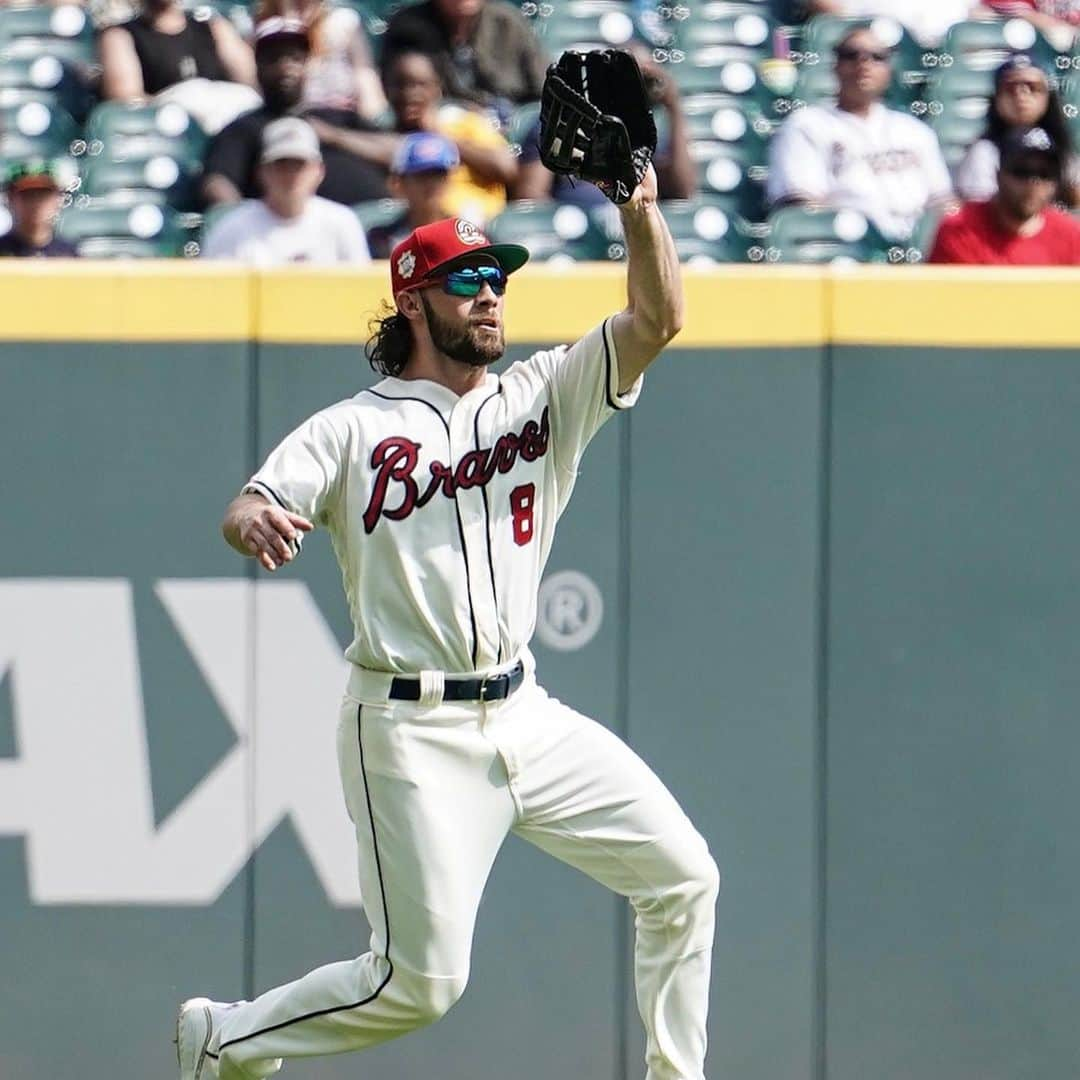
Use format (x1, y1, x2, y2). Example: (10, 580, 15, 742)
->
(2, 0, 1080, 265)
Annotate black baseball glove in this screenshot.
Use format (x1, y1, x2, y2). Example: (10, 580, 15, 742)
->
(539, 48, 657, 205)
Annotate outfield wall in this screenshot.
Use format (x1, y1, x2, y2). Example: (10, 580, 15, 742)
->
(1, 264, 1077, 1080)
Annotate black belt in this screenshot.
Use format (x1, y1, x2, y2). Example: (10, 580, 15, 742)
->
(388, 661, 525, 703)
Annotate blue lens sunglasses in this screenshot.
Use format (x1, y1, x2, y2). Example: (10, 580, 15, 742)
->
(435, 265, 508, 297)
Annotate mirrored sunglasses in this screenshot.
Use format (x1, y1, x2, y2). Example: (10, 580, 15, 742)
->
(434, 265, 508, 297)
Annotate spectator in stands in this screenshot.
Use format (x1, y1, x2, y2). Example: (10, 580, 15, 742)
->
(367, 132, 458, 258)
(977, 2, 1080, 47)
(0, 160, 77, 258)
(767, 25, 953, 240)
(202, 18, 393, 207)
(799, 1, 977, 46)
(99, 0, 259, 133)
(253, 0, 387, 120)
(956, 54, 1080, 206)
(202, 117, 371, 263)
(380, 0, 548, 123)
(930, 126, 1080, 262)
(512, 41, 696, 205)
(383, 49, 516, 224)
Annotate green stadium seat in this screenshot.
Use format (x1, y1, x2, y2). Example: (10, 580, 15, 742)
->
(938, 17, 1060, 75)
(80, 103, 209, 210)
(487, 201, 613, 262)
(529, 1, 639, 55)
(762, 205, 893, 263)
(506, 101, 541, 152)
(0, 54, 93, 121)
(691, 138, 768, 219)
(793, 14, 928, 109)
(0, 100, 79, 161)
(80, 156, 201, 209)
(56, 201, 198, 257)
(924, 65, 995, 170)
(573, 196, 750, 263)
(656, 197, 751, 263)
(671, 2, 779, 65)
(679, 93, 773, 149)
(0, 2, 97, 67)
(353, 197, 406, 231)
(184, 0, 254, 38)
(85, 101, 209, 162)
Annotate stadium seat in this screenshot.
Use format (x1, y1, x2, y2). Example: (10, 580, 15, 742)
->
(670, 2, 780, 66)
(793, 14, 928, 109)
(0, 100, 80, 161)
(529, 0, 639, 54)
(487, 201, 613, 262)
(0, 54, 93, 121)
(924, 65, 994, 170)
(505, 101, 541, 152)
(184, 0, 254, 38)
(353, 197, 406, 231)
(80, 157, 201, 209)
(690, 138, 768, 220)
(0, 3, 97, 68)
(657, 197, 750, 263)
(937, 18, 1060, 75)
(55, 201, 198, 257)
(762, 205, 893, 263)
(85, 101, 209, 161)
(680, 93, 773, 149)
(574, 196, 750, 263)
(80, 103, 209, 210)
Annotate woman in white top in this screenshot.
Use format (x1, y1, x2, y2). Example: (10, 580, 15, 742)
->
(955, 53, 1080, 207)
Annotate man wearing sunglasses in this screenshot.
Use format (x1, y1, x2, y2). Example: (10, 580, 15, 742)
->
(930, 125, 1080, 264)
(185, 165, 719, 1080)
(767, 24, 953, 240)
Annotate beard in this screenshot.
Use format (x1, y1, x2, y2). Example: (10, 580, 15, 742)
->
(420, 293, 505, 368)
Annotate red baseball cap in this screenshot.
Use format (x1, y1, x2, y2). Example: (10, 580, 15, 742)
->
(390, 217, 529, 298)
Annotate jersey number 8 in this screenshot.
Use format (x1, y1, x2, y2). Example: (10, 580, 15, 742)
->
(510, 483, 535, 546)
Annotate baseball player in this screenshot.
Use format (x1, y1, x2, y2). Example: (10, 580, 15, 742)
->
(177, 53, 718, 1080)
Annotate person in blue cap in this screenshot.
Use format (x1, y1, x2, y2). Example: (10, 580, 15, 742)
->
(955, 53, 1079, 206)
(367, 131, 461, 259)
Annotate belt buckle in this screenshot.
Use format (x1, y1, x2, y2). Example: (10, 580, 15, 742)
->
(479, 673, 503, 702)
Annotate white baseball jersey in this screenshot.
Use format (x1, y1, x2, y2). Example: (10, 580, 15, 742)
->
(767, 102, 953, 240)
(244, 317, 640, 674)
(202, 195, 371, 266)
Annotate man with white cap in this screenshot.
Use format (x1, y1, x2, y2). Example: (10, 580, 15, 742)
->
(201, 116, 371, 264)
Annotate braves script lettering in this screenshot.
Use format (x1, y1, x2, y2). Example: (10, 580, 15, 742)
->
(363, 407, 550, 533)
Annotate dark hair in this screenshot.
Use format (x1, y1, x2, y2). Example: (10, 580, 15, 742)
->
(365, 301, 413, 377)
(985, 65, 1073, 162)
(834, 22, 890, 58)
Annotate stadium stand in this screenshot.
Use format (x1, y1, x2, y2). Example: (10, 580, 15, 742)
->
(2, 0, 1077, 262)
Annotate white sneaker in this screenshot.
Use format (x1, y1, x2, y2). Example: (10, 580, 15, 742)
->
(175, 997, 217, 1080)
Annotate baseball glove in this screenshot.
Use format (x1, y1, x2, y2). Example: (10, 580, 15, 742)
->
(539, 48, 657, 205)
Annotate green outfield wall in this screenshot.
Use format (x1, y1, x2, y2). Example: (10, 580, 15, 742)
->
(1, 265, 1077, 1080)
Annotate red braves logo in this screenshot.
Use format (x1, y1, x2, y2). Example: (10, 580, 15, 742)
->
(363, 408, 550, 533)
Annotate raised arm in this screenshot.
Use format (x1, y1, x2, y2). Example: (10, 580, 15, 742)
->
(609, 164, 684, 394)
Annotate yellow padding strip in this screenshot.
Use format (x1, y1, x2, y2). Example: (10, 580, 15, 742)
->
(255, 263, 828, 347)
(831, 267, 1080, 347)
(0, 261, 251, 341)
(2, 262, 1079, 347)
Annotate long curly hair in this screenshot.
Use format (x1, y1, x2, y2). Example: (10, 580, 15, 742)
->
(365, 301, 413, 377)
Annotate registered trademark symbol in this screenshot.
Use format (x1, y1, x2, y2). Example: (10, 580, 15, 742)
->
(536, 570, 603, 652)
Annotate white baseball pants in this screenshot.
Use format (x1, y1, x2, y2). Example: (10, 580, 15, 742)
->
(211, 676, 719, 1080)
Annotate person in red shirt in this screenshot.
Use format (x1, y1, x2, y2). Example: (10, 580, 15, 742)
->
(930, 126, 1080, 264)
